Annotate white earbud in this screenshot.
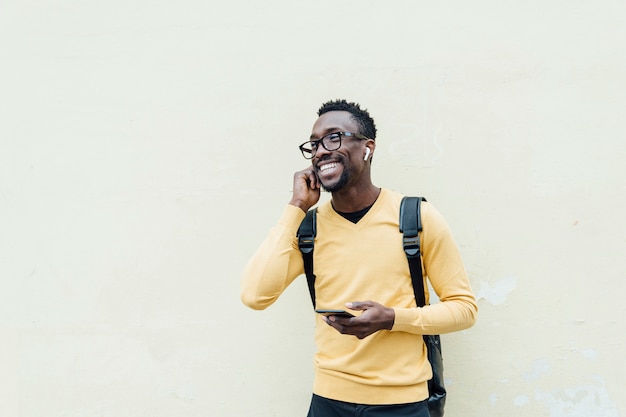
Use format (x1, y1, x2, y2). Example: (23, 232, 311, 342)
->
(364, 148, 371, 161)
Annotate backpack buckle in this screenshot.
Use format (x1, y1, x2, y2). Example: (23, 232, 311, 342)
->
(403, 236, 421, 258)
(298, 235, 315, 254)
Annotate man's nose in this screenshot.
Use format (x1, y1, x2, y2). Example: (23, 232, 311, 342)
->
(314, 143, 332, 159)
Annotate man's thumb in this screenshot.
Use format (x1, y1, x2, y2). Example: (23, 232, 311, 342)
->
(346, 301, 371, 310)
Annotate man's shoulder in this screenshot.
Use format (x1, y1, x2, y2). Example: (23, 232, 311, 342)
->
(380, 188, 424, 211)
(381, 187, 404, 199)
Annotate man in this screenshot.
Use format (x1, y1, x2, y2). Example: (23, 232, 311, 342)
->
(241, 99, 477, 416)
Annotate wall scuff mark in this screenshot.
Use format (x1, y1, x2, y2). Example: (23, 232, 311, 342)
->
(476, 276, 517, 306)
(534, 377, 618, 417)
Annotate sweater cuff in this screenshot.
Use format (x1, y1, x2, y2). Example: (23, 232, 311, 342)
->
(279, 204, 307, 232)
(391, 307, 421, 333)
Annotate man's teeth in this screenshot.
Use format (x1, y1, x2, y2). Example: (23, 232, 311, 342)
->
(319, 162, 339, 172)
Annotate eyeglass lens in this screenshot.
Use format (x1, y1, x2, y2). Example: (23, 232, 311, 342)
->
(301, 133, 342, 155)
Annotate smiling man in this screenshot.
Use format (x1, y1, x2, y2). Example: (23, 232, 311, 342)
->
(241, 99, 477, 417)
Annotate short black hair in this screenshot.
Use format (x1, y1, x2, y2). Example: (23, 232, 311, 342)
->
(318, 99, 377, 140)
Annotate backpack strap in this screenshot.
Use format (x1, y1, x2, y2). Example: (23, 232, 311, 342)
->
(400, 196, 427, 307)
(297, 208, 317, 308)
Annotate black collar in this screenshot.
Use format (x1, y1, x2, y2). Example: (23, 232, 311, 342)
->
(335, 203, 374, 224)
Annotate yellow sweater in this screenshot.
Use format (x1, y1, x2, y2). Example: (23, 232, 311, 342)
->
(241, 188, 477, 405)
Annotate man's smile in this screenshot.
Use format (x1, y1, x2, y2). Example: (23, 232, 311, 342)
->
(318, 162, 340, 173)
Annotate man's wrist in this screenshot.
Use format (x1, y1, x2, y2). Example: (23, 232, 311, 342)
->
(289, 199, 310, 213)
(385, 307, 396, 330)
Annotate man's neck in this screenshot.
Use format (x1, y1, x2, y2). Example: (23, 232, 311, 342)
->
(331, 184, 381, 213)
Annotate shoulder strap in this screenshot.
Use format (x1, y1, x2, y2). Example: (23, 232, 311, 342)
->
(400, 196, 427, 307)
(297, 208, 317, 308)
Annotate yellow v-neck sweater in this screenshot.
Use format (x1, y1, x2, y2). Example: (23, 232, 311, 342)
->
(241, 188, 477, 405)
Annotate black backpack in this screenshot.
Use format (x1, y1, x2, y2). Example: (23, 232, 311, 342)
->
(297, 196, 446, 417)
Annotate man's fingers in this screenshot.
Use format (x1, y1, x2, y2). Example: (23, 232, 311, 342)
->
(306, 170, 320, 190)
(290, 167, 321, 212)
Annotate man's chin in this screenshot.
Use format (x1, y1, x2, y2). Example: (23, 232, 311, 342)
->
(320, 175, 349, 193)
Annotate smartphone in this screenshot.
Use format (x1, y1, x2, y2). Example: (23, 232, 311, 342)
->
(315, 309, 355, 318)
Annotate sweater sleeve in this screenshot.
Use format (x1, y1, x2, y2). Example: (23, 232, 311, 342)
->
(392, 203, 478, 335)
(240, 204, 306, 310)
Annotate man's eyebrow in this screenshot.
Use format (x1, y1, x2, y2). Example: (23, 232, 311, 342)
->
(310, 128, 341, 140)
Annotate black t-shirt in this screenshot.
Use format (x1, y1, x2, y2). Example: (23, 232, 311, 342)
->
(335, 203, 373, 224)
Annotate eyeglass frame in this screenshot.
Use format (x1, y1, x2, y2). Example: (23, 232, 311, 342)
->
(299, 131, 371, 159)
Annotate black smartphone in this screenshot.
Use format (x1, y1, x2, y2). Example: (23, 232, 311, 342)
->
(315, 309, 355, 318)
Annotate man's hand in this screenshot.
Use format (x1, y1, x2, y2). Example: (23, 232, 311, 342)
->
(322, 301, 395, 339)
(289, 166, 321, 212)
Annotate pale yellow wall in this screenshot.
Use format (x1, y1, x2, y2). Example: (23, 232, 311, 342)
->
(1, 1, 625, 416)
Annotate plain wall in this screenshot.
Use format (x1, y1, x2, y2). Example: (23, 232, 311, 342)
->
(1, 1, 625, 416)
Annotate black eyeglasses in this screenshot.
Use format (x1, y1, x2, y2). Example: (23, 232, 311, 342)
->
(299, 131, 370, 159)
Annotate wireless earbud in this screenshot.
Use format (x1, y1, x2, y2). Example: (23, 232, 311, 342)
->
(364, 148, 371, 161)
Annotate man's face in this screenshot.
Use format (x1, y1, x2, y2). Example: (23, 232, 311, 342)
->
(310, 111, 365, 192)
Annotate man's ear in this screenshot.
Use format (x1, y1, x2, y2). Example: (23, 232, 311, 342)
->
(364, 140, 376, 163)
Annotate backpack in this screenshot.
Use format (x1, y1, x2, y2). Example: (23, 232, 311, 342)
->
(297, 196, 446, 417)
